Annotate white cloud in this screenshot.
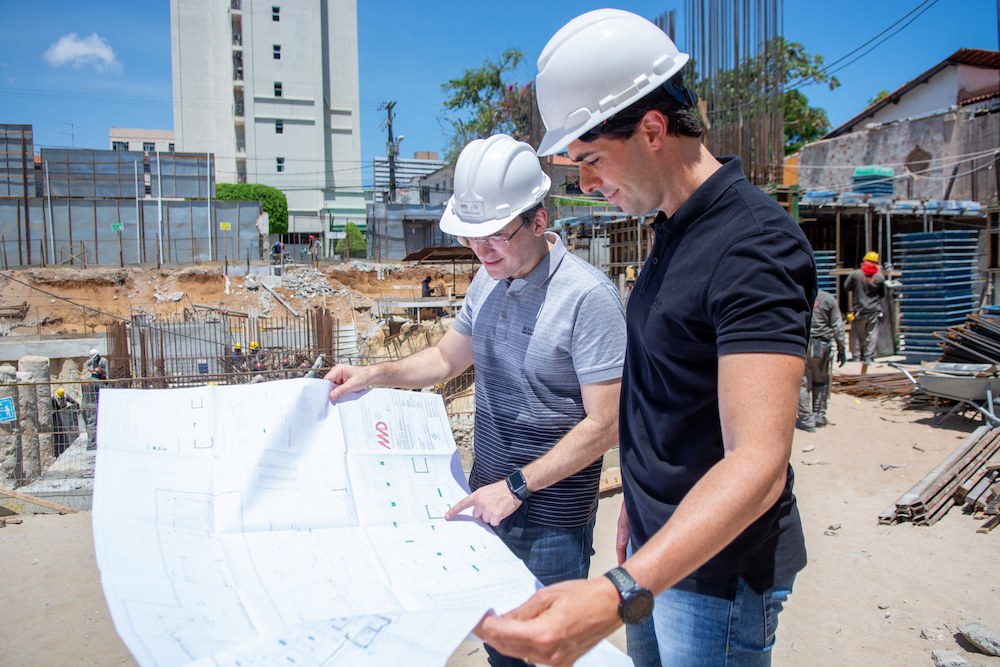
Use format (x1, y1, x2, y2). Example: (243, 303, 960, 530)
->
(43, 33, 122, 73)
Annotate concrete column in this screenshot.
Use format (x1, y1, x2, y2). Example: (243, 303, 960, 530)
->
(16, 355, 52, 485)
(0, 365, 20, 487)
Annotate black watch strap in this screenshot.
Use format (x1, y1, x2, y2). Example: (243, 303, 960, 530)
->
(604, 567, 655, 625)
(505, 469, 531, 501)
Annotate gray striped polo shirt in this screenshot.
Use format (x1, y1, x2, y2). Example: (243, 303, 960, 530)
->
(453, 234, 626, 528)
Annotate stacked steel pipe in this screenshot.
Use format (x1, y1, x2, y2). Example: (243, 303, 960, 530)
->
(879, 425, 1000, 530)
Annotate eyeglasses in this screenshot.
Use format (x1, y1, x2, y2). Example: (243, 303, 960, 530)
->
(457, 219, 529, 249)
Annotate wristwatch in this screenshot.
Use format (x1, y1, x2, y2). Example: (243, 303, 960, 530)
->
(505, 469, 532, 502)
(604, 567, 654, 625)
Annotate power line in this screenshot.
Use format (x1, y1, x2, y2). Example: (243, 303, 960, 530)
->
(787, 0, 943, 92)
(787, 0, 936, 88)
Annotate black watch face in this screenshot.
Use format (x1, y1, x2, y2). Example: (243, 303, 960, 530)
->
(622, 589, 655, 625)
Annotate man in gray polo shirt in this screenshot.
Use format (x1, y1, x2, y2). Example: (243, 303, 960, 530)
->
(325, 134, 625, 667)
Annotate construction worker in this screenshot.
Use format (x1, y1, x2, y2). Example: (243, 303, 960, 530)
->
(83, 349, 108, 449)
(325, 134, 626, 667)
(796, 290, 847, 432)
(845, 251, 887, 374)
(51, 387, 80, 457)
(309, 235, 322, 267)
(475, 11, 814, 667)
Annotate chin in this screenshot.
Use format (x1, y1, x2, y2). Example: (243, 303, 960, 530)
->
(483, 263, 511, 280)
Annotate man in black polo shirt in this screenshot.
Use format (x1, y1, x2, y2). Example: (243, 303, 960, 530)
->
(476, 9, 814, 667)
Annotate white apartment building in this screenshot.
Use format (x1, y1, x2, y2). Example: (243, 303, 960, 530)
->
(170, 0, 364, 237)
(109, 127, 175, 154)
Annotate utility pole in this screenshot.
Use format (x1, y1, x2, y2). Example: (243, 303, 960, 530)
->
(379, 101, 399, 204)
(59, 121, 74, 148)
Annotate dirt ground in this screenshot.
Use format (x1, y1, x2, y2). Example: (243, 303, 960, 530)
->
(1, 366, 998, 667)
(0, 263, 474, 336)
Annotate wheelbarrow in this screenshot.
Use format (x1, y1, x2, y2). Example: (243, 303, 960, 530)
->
(889, 362, 1000, 427)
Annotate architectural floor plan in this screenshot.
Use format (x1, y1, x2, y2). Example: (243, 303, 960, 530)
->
(92, 380, 629, 667)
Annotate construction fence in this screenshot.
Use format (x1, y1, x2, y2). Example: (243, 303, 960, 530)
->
(0, 309, 476, 490)
(0, 197, 263, 268)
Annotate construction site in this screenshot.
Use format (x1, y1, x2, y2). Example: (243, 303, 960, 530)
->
(2, 0, 1000, 665)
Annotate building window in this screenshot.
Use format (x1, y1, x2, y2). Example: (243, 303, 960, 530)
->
(112, 141, 129, 151)
(168, 143, 175, 152)
(273, 45, 281, 60)
(276, 157, 285, 172)
(145, 184, 152, 196)
(143, 141, 155, 153)
(275, 119, 283, 134)
(272, 6, 279, 21)
(274, 82, 282, 97)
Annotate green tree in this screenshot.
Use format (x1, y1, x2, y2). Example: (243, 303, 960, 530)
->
(784, 89, 832, 155)
(867, 89, 891, 107)
(780, 39, 839, 155)
(215, 183, 288, 234)
(440, 49, 532, 163)
(335, 222, 366, 258)
(690, 38, 839, 155)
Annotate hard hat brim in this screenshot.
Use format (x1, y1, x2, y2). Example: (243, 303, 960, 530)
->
(537, 51, 690, 157)
(439, 173, 551, 238)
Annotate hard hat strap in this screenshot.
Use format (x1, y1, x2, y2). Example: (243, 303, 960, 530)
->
(662, 79, 698, 109)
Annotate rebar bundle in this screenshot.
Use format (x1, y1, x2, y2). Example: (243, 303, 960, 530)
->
(684, 0, 784, 185)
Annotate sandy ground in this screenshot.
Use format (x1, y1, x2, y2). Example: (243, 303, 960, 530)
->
(0, 264, 472, 337)
(2, 368, 999, 666)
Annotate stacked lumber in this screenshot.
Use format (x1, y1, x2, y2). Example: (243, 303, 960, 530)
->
(936, 312, 1000, 365)
(880, 425, 1000, 532)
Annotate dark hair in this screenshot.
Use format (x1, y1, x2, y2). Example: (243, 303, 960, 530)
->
(580, 73, 703, 143)
(520, 203, 544, 224)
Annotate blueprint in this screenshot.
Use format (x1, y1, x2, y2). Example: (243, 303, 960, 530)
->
(92, 380, 631, 667)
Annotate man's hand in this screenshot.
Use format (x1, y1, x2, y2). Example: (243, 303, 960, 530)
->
(837, 348, 847, 367)
(475, 577, 622, 667)
(444, 480, 521, 526)
(324, 364, 375, 402)
(615, 501, 630, 567)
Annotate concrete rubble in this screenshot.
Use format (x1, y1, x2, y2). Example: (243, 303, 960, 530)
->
(958, 622, 1000, 657)
(931, 649, 971, 667)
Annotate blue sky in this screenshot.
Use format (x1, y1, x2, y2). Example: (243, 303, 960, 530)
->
(1, 1, 997, 188)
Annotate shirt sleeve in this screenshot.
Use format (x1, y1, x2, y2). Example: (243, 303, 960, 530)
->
(708, 230, 814, 357)
(570, 283, 627, 384)
(452, 267, 490, 337)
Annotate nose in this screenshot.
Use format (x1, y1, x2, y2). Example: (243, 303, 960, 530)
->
(579, 163, 601, 194)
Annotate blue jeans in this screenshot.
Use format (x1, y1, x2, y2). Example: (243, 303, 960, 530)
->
(485, 515, 597, 667)
(644, 575, 795, 667)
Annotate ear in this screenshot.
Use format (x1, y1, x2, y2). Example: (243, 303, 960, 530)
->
(532, 207, 549, 235)
(638, 110, 670, 150)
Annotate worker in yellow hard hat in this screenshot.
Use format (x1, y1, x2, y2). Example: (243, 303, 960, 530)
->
(845, 250, 887, 373)
(51, 386, 79, 456)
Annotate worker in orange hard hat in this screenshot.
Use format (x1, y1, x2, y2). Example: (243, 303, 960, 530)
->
(845, 251, 887, 374)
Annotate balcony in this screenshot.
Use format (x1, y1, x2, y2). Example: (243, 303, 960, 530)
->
(237, 172, 247, 183)
(230, 0, 242, 13)
(236, 140, 246, 155)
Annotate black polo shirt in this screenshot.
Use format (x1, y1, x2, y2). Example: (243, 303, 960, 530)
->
(621, 156, 815, 599)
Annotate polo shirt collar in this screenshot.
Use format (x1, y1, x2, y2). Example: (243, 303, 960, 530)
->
(654, 155, 746, 236)
(508, 232, 565, 289)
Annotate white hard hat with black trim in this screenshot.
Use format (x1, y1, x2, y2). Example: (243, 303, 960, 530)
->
(439, 134, 551, 239)
(535, 8, 691, 157)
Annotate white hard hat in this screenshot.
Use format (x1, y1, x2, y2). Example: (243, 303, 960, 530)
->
(535, 8, 690, 156)
(439, 134, 551, 238)
(89, 349, 99, 358)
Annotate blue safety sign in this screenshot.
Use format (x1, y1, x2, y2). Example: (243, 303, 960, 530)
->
(0, 397, 16, 423)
